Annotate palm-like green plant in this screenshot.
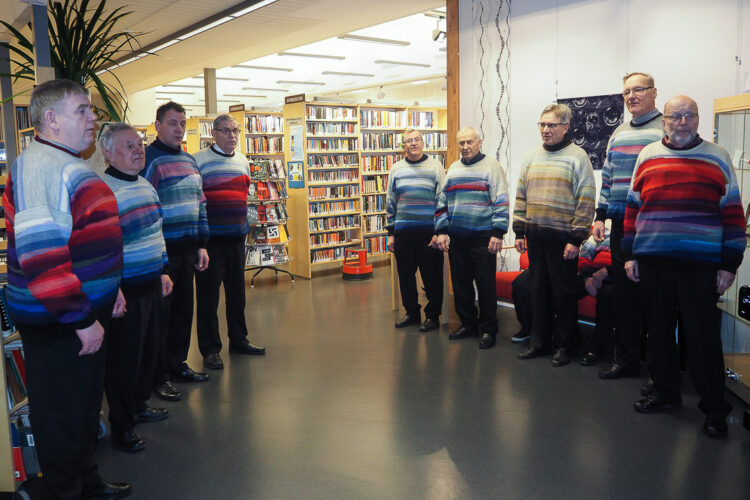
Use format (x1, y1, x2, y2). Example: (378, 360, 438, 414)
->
(0, 0, 144, 121)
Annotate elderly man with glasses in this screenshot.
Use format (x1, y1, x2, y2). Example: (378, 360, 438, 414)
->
(623, 95, 745, 438)
(515, 103, 596, 366)
(194, 114, 265, 371)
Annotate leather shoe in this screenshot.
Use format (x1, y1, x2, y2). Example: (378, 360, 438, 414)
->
(448, 325, 477, 340)
(579, 351, 600, 366)
(518, 346, 547, 360)
(419, 317, 439, 332)
(229, 340, 266, 355)
(703, 417, 728, 438)
(478, 333, 496, 349)
(634, 393, 682, 413)
(551, 348, 570, 367)
(136, 405, 168, 423)
(110, 429, 144, 453)
(395, 314, 420, 328)
(599, 363, 639, 379)
(85, 480, 132, 499)
(154, 381, 182, 401)
(204, 352, 224, 369)
(511, 330, 530, 343)
(172, 366, 209, 382)
(641, 377, 655, 396)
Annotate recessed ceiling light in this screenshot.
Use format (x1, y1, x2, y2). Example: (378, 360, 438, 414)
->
(321, 71, 374, 77)
(177, 17, 233, 40)
(277, 80, 325, 86)
(374, 60, 431, 68)
(155, 91, 194, 95)
(409, 80, 431, 85)
(231, 0, 278, 17)
(163, 84, 204, 89)
(242, 87, 289, 92)
(192, 76, 248, 82)
(337, 34, 410, 47)
(233, 65, 293, 72)
(225, 94, 268, 98)
(278, 51, 345, 60)
(217, 99, 242, 103)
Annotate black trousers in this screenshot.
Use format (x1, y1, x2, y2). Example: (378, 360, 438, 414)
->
(105, 284, 163, 432)
(158, 250, 197, 380)
(21, 316, 111, 499)
(196, 240, 249, 355)
(639, 262, 731, 419)
(512, 270, 533, 334)
(587, 282, 615, 355)
(447, 237, 498, 335)
(527, 240, 578, 350)
(393, 234, 444, 320)
(610, 224, 643, 371)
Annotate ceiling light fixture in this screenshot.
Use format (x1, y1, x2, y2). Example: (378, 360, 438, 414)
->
(163, 84, 204, 89)
(278, 51, 345, 60)
(377, 86, 385, 99)
(276, 80, 326, 86)
(225, 94, 269, 98)
(177, 17, 233, 40)
(233, 65, 293, 72)
(321, 71, 375, 78)
(192, 76, 248, 82)
(242, 87, 289, 92)
(155, 91, 194, 95)
(337, 34, 410, 47)
(374, 60, 431, 68)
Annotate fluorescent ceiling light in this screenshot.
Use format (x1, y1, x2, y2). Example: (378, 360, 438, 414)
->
(164, 84, 204, 89)
(343, 89, 368, 94)
(218, 100, 242, 102)
(193, 76, 248, 82)
(277, 80, 325, 86)
(321, 71, 374, 77)
(225, 94, 268, 98)
(231, 0, 278, 17)
(155, 91, 194, 95)
(147, 39, 180, 53)
(337, 34, 410, 47)
(409, 80, 431, 85)
(374, 60, 431, 68)
(233, 65, 293, 72)
(178, 17, 233, 40)
(278, 51, 345, 60)
(242, 87, 289, 92)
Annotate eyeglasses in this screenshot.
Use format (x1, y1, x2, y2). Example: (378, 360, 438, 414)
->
(215, 128, 240, 135)
(538, 122, 564, 129)
(664, 112, 698, 123)
(404, 138, 422, 144)
(622, 86, 653, 97)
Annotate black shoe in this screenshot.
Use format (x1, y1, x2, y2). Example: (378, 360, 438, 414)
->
(448, 325, 477, 340)
(599, 363, 639, 379)
(154, 381, 182, 401)
(634, 393, 682, 414)
(110, 430, 145, 453)
(641, 377, 655, 396)
(172, 366, 209, 382)
(136, 405, 168, 423)
(511, 330, 530, 343)
(579, 351, 600, 366)
(204, 352, 224, 369)
(419, 317, 439, 332)
(85, 480, 132, 499)
(229, 340, 266, 355)
(551, 348, 570, 367)
(478, 333, 496, 349)
(395, 314, 420, 328)
(703, 417, 728, 438)
(518, 346, 547, 360)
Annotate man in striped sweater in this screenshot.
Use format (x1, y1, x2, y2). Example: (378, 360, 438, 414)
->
(144, 101, 210, 401)
(623, 95, 745, 438)
(3, 80, 130, 498)
(101, 123, 173, 453)
(594, 72, 664, 381)
(194, 115, 265, 371)
(386, 128, 446, 332)
(515, 103, 596, 367)
(435, 127, 509, 349)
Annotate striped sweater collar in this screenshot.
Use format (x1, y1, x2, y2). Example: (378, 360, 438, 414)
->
(105, 165, 139, 182)
(543, 139, 572, 152)
(663, 134, 703, 151)
(406, 154, 428, 165)
(152, 137, 182, 155)
(461, 153, 486, 165)
(210, 144, 234, 158)
(631, 108, 662, 127)
(34, 135, 82, 158)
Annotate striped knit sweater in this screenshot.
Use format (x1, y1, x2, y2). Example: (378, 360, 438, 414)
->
(143, 138, 209, 252)
(578, 232, 611, 277)
(103, 167, 169, 294)
(596, 109, 664, 223)
(2, 137, 123, 330)
(434, 154, 509, 238)
(193, 145, 251, 241)
(622, 137, 745, 272)
(386, 155, 445, 236)
(513, 141, 596, 245)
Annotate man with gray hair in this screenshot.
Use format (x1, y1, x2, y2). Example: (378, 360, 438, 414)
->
(435, 126, 508, 349)
(194, 114, 265, 371)
(515, 103, 596, 366)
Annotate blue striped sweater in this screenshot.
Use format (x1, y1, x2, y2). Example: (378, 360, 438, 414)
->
(386, 155, 445, 236)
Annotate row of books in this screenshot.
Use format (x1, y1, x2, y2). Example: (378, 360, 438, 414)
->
(408, 111, 438, 129)
(310, 230, 355, 247)
(19, 134, 33, 153)
(247, 115, 283, 134)
(310, 246, 353, 263)
(306, 106, 357, 121)
(246, 245, 289, 266)
(249, 181, 288, 201)
(247, 224, 289, 245)
(362, 177, 388, 194)
(308, 185, 359, 200)
(198, 122, 213, 137)
(306, 122, 356, 136)
(308, 169, 358, 183)
(361, 132, 404, 151)
(250, 159, 286, 180)
(307, 153, 359, 168)
(247, 136, 283, 154)
(247, 203, 288, 224)
(309, 200, 359, 215)
(362, 194, 386, 213)
(11, 413, 40, 482)
(422, 132, 448, 150)
(5, 345, 26, 409)
(1, 286, 16, 336)
(306, 138, 358, 152)
(363, 214, 387, 233)
(364, 235, 388, 255)
(0, 146, 6, 163)
(359, 109, 409, 129)
(16, 106, 31, 130)
(308, 215, 360, 232)
(361, 154, 404, 172)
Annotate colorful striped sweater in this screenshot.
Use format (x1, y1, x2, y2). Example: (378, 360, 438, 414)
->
(103, 167, 169, 294)
(193, 145, 251, 241)
(2, 137, 123, 329)
(622, 137, 745, 272)
(513, 141, 596, 245)
(386, 155, 445, 236)
(434, 154, 509, 238)
(578, 232, 611, 277)
(143, 138, 209, 252)
(596, 109, 664, 223)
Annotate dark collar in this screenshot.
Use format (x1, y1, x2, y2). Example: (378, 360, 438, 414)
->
(34, 136, 82, 158)
(543, 138, 572, 152)
(406, 154, 428, 165)
(663, 134, 703, 151)
(211, 144, 234, 158)
(152, 137, 182, 155)
(105, 165, 139, 181)
(631, 109, 662, 127)
(461, 152, 486, 166)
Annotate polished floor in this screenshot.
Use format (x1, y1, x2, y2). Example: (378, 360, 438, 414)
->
(87, 267, 749, 499)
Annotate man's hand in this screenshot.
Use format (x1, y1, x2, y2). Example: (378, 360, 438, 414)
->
(196, 248, 209, 271)
(112, 289, 126, 318)
(625, 260, 639, 283)
(563, 243, 579, 260)
(387, 236, 395, 252)
(584, 277, 599, 297)
(428, 235, 440, 249)
(488, 236, 502, 254)
(437, 234, 450, 252)
(515, 239, 526, 253)
(592, 267, 608, 284)
(717, 270, 735, 295)
(161, 274, 173, 297)
(77, 321, 105, 356)
(593, 221, 606, 242)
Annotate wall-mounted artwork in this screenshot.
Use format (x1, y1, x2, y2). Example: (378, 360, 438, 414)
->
(558, 94, 624, 170)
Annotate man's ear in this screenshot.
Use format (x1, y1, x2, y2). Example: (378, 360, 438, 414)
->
(44, 108, 58, 131)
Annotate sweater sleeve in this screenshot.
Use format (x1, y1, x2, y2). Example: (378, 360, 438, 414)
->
(719, 163, 746, 273)
(621, 164, 643, 261)
(489, 161, 509, 238)
(596, 136, 616, 222)
(570, 156, 596, 245)
(512, 165, 528, 241)
(197, 179, 209, 248)
(434, 173, 449, 235)
(385, 166, 398, 235)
